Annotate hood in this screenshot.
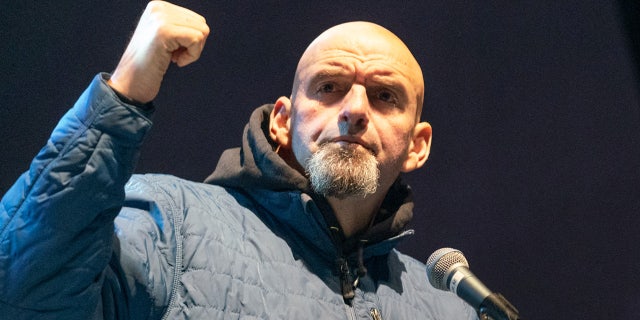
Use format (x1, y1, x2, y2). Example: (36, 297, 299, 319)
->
(205, 104, 310, 191)
(204, 104, 415, 245)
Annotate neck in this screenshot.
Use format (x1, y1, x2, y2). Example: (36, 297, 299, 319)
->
(326, 192, 385, 238)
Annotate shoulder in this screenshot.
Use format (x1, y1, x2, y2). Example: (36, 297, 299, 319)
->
(115, 174, 253, 316)
(121, 173, 257, 238)
(125, 174, 226, 198)
(121, 173, 274, 243)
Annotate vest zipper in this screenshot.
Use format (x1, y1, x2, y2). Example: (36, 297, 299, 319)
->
(346, 303, 358, 320)
(338, 257, 356, 302)
(370, 308, 383, 320)
(161, 189, 184, 320)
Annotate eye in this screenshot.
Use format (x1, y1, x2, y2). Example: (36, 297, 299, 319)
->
(377, 90, 394, 103)
(372, 88, 398, 107)
(314, 81, 347, 105)
(318, 82, 336, 94)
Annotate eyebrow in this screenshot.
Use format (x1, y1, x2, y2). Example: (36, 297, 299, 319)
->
(311, 63, 354, 79)
(305, 60, 413, 96)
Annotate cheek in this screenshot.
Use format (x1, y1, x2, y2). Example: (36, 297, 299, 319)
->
(376, 121, 413, 160)
(374, 126, 413, 186)
(292, 112, 316, 145)
(293, 106, 337, 143)
(290, 119, 310, 161)
(290, 108, 327, 164)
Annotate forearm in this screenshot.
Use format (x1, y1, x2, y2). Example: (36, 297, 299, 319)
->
(0, 73, 153, 318)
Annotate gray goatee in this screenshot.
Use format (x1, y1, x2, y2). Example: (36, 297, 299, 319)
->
(306, 142, 379, 199)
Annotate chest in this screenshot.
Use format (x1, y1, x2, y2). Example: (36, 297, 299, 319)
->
(162, 193, 412, 319)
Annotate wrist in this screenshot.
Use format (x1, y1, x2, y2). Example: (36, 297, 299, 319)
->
(107, 78, 154, 110)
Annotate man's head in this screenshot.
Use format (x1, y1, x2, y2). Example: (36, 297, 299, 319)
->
(270, 21, 431, 199)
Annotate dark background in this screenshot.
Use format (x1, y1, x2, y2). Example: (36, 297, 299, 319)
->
(1, 1, 639, 319)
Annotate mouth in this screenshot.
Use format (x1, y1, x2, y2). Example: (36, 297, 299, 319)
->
(329, 137, 377, 156)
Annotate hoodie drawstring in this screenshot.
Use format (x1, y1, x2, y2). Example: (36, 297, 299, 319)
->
(329, 226, 370, 304)
(352, 239, 368, 290)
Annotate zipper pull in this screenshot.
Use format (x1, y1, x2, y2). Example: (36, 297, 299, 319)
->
(337, 257, 355, 302)
(370, 308, 383, 320)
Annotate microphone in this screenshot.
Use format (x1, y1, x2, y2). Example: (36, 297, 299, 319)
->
(426, 248, 522, 320)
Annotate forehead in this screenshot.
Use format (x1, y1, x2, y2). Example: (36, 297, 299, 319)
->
(295, 22, 423, 94)
(299, 49, 414, 85)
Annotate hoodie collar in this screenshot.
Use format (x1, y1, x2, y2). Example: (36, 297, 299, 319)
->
(204, 104, 415, 248)
(204, 104, 309, 191)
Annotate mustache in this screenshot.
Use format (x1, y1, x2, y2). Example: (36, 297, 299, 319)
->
(319, 138, 378, 156)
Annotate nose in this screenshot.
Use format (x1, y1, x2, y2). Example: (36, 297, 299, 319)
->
(338, 85, 369, 134)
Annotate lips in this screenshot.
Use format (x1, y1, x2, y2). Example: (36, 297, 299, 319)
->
(330, 136, 377, 155)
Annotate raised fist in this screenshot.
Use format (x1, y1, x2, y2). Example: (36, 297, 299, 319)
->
(108, 1, 210, 103)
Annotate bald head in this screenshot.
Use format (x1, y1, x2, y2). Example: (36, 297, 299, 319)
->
(270, 21, 433, 206)
(292, 21, 425, 119)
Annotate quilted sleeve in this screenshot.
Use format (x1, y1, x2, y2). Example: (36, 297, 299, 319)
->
(0, 73, 153, 319)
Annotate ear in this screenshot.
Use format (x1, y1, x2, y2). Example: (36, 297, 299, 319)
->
(401, 122, 432, 173)
(269, 96, 293, 148)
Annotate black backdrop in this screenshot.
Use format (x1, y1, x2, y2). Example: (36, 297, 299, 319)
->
(1, 1, 639, 319)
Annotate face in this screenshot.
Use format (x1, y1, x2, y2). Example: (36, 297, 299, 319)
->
(271, 22, 431, 197)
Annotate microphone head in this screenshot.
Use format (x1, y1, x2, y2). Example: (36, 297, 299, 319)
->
(426, 248, 469, 290)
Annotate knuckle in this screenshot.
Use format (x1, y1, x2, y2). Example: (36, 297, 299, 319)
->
(146, 1, 163, 12)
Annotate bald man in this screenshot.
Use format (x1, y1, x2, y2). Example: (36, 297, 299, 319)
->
(0, 1, 477, 319)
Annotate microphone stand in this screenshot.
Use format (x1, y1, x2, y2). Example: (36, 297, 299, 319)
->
(478, 292, 522, 320)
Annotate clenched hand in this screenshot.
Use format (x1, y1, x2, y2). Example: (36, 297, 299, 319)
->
(108, 1, 210, 103)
